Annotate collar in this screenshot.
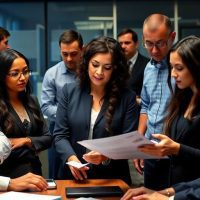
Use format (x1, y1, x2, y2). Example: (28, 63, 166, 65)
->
(129, 51, 138, 66)
(150, 58, 168, 69)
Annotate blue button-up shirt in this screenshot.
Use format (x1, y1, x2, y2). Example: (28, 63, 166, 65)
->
(41, 61, 76, 122)
(140, 59, 174, 139)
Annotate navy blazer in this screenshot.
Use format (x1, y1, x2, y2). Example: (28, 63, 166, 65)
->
(148, 111, 200, 189)
(53, 83, 138, 184)
(173, 178, 200, 200)
(169, 112, 200, 185)
(128, 53, 149, 96)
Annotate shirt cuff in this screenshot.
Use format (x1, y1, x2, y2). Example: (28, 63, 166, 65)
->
(169, 195, 175, 200)
(0, 176, 10, 191)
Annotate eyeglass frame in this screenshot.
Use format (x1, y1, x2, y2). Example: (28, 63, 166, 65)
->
(142, 32, 173, 49)
(7, 68, 32, 79)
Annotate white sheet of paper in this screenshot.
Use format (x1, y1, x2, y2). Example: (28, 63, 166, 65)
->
(0, 191, 61, 200)
(66, 161, 89, 169)
(78, 131, 167, 159)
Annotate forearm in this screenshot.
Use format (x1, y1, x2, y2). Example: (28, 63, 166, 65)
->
(138, 113, 148, 135)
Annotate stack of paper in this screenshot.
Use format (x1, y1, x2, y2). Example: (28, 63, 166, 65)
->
(0, 191, 61, 200)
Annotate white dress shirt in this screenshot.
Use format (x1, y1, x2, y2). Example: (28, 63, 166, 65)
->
(0, 131, 12, 191)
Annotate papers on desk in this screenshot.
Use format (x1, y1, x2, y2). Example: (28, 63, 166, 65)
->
(78, 131, 166, 159)
(0, 191, 61, 200)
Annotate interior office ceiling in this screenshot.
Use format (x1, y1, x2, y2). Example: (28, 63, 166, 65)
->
(0, 1, 200, 28)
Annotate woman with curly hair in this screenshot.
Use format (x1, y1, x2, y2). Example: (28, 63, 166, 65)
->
(53, 36, 138, 184)
(0, 49, 52, 178)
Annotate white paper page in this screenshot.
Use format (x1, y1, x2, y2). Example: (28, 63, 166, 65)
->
(78, 131, 167, 159)
(0, 191, 61, 200)
(66, 161, 89, 169)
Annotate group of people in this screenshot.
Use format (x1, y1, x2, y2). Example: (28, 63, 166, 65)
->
(0, 12, 200, 200)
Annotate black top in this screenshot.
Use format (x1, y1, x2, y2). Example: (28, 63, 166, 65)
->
(0, 96, 52, 178)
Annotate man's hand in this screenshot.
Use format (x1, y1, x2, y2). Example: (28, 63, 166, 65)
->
(133, 159, 144, 174)
(8, 172, 48, 192)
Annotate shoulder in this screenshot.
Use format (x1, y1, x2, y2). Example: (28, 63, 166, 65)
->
(138, 53, 150, 63)
(120, 88, 136, 102)
(44, 61, 64, 76)
(62, 82, 81, 96)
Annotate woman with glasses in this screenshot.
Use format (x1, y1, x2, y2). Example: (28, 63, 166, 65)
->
(53, 36, 138, 185)
(0, 48, 52, 178)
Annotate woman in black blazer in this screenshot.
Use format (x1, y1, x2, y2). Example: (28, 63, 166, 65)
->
(138, 36, 200, 187)
(53, 36, 138, 185)
(0, 49, 52, 178)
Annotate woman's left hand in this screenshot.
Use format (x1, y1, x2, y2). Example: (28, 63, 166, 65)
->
(138, 134, 180, 157)
(9, 137, 31, 150)
(83, 151, 108, 165)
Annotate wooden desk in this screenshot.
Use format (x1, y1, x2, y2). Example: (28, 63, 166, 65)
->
(35, 179, 130, 200)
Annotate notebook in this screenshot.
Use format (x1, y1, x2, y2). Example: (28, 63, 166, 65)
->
(65, 185, 124, 198)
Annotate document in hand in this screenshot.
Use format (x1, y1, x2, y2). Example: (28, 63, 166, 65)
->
(78, 131, 166, 159)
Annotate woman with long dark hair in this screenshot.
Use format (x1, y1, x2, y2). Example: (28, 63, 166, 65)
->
(0, 49, 52, 178)
(138, 35, 200, 187)
(53, 36, 138, 184)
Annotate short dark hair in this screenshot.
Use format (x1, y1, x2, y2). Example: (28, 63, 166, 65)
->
(117, 28, 138, 43)
(59, 29, 83, 49)
(0, 27, 10, 41)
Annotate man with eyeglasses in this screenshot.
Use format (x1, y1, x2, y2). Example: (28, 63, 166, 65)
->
(133, 14, 176, 190)
(0, 27, 10, 51)
(41, 29, 83, 179)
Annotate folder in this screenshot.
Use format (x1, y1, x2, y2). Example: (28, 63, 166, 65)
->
(65, 185, 123, 198)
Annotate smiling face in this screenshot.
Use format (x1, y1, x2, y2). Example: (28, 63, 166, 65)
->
(88, 53, 113, 90)
(6, 57, 30, 96)
(170, 51, 196, 92)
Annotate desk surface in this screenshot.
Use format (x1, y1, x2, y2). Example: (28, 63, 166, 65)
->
(35, 179, 129, 200)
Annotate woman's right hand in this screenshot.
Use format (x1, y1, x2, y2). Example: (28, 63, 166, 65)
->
(67, 155, 89, 180)
(133, 159, 144, 174)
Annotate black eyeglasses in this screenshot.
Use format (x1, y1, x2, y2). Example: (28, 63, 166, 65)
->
(7, 69, 32, 79)
(143, 39, 170, 49)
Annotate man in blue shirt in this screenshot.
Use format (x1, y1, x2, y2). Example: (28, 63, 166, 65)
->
(41, 30, 83, 178)
(133, 14, 176, 189)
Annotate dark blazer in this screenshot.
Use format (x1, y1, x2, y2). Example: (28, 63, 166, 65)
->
(145, 111, 200, 190)
(169, 112, 200, 185)
(53, 83, 138, 185)
(173, 178, 200, 200)
(128, 53, 149, 96)
(0, 96, 52, 178)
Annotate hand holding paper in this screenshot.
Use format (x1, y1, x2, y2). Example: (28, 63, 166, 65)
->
(66, 161, 89, 169)
(78, 131, 168, 160)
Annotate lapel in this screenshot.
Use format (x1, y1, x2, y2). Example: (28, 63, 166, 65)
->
(81, 87, 93, 129)
(94, 100, 107, 127)
(9, 103, 31, 136)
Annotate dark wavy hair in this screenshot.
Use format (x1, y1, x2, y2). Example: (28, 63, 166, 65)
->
(165, 35, 200, 135)
(78, 36, 130, 134)
(0, 49, 44, 135)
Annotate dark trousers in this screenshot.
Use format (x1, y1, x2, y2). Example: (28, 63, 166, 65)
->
(144, 159, 170, 190)
(48, 121, 60, 179)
